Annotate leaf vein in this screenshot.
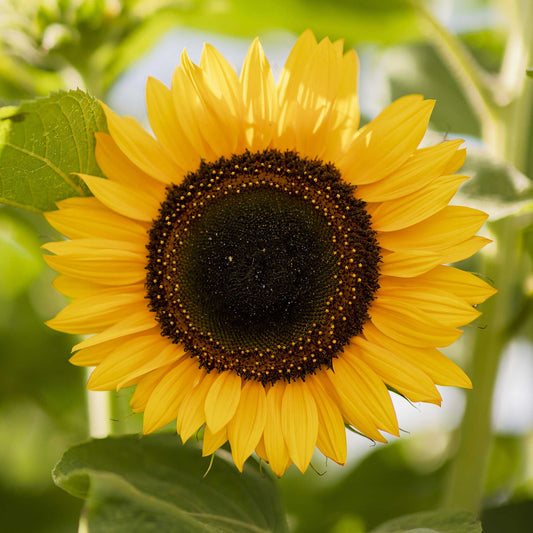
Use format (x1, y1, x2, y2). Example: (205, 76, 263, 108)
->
(3, 141, 85, 197)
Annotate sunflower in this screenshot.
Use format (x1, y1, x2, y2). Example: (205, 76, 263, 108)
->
(43, 31, 496, 476)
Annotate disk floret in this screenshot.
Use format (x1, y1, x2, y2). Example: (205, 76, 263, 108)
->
(146, 150, 381, 384)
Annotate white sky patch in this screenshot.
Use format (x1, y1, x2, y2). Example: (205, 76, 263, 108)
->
(492, 340, 533, 434)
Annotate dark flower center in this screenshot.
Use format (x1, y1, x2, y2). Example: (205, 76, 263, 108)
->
(146, 150, 381, 384)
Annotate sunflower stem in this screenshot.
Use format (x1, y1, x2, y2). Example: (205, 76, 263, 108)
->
(441, 220, 519, 514)
(407, 0, 501, 133)
(439, 0, 533, 515)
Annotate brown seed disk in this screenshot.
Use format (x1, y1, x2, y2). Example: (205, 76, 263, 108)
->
(146, 150, 381, 384)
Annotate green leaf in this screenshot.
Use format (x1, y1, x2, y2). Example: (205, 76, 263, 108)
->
(485, 435, 526, 497)
(524, 217, 533, 263)
(482, 499, 533, 533)
(53, 434, 288, 533)
(383, 43, 481, 137)
(452, 146, 533, 220)
(0, 90, 106, 213)
(279, 440, 446, 533)
(526, 68, 533, 79)
(370, 510, 482, 533)
(0, 480, 82, 533)
(0, 210, 43, 298)
(125, 0, 421, 53)
(459, 150, 533, 217)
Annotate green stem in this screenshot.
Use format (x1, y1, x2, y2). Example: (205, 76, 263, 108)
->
(407, 0, 500, 129)
(442, 220, 519, 513)
(422, 0, 533, 514)
(494, 0, 533, 173)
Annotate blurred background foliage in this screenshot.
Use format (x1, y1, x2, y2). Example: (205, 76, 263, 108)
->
(0, 0, 532, 531)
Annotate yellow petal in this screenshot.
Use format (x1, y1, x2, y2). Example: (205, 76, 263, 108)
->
(52, 275, 109, 298)
(44, 249, 146, 286)
(254, 436, 268, 462)
(342, 355, 399, 435)
(200, 43, 244, 129)
(72, 310, 158, 351)
(145, 77, 200, 173)
(55, 196, 102, 210)
(228, 381, 267, 471)
(69, 336, 127, 367)
(43, 237, 143, 255)
(340, 96, 435, 185)
(241, 38, 278, 151)
(377, 206, 488, 252)
(46, 288, 147, 334)
(326, 358, 386, 442)
(95, 131, 171, 192)
(143, 357, 201, 434)
(356, 140, 464, 202)
(86, 335, 177, 391)
(204, 371, 242, 433)
(202, 426, 227, 456)
(370, 301, 462, 348)
(443, 147, 466, 174)
(79, 174, 161, 222)
(378, 280, 481, 327)
(439, 236, 492, 264)
(363, 321, 472, 389)
(307, 374, 347, 465)
(100, 102, 179, 184)
(369, 174, 468, 232)
(277, 29, 317, 104)
(325, 49, 360, 160)
(415, 265, 497, 305)
(281, 380, 318, 473)
(118, 343, 186, 390)
(171, 62, 217, 161)
(177, 371, 217, 443)
(130, 365, 173, 413)
(45, 207, 147, 242)
(380, 250, 443, 278)
(276, 37, 343, 158)
(348, 337, 441, 404)
(264, 382, 291, 478)
(179, 50, 241, 156)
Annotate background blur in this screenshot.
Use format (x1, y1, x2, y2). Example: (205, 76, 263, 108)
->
(1, 1, 532, 532)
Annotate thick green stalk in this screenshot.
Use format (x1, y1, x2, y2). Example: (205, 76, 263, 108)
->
(407, 0, 500, 127)
(411, 0, 533, 514)
(442, 220, 519, 513)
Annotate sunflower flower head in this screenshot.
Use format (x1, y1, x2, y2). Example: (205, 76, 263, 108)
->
(44, 31, 496, 476)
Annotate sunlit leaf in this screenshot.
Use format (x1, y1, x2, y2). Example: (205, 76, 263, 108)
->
(279, 440, 446, 533)
(370, 510, 482, 533)
(454, 148, 533, 220)
(485, 436, 526, 498)
(53, 434, 288, 532)
(524, 218, 533, 263)
(0, 90, 105, 213)
(0, 53, 65, 103)
(460, 30, 506, 74)
(383, 43, 480, 137)
(0, 210, 42, 298)
(126, 0, 421, 53)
